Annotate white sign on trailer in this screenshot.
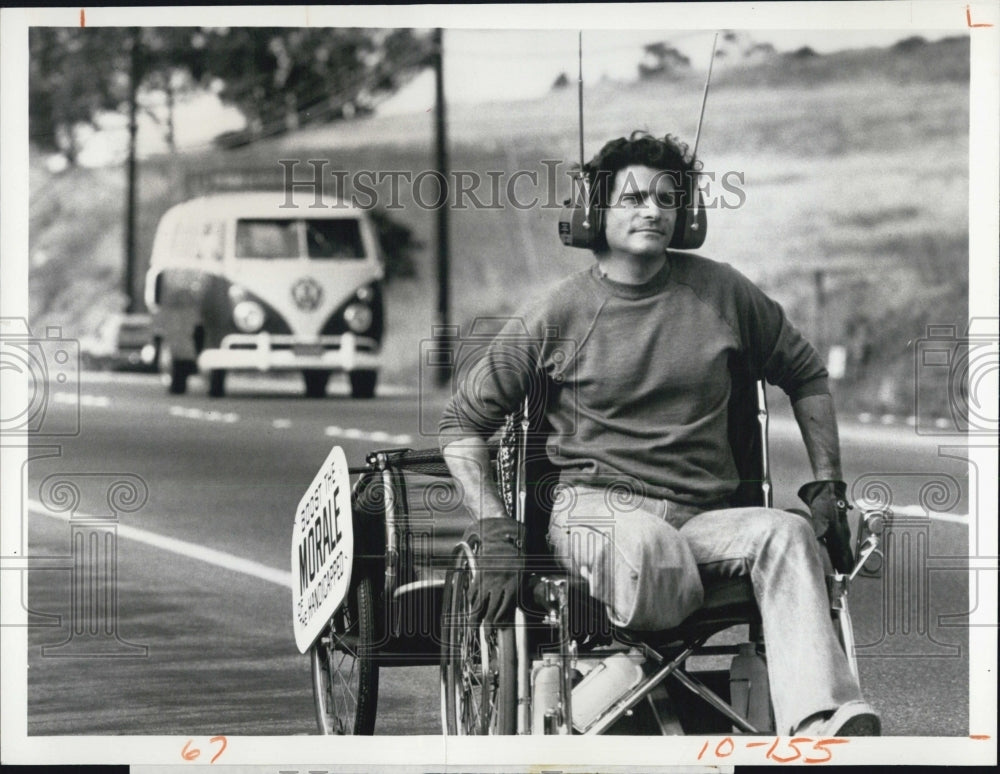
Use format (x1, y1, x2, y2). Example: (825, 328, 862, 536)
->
(291, 445, 354, 653)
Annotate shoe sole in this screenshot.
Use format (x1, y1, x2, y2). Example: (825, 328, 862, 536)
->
(835, 712, 882, 736)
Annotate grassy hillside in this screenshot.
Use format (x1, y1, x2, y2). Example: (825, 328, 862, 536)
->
(28, 36, 970, 417)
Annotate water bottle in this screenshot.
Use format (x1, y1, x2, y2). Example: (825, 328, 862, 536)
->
(570, 651, 645, 733)
(531, 660, 562, 734)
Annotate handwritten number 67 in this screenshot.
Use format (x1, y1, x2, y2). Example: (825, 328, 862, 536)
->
(182, 736, 228, 763)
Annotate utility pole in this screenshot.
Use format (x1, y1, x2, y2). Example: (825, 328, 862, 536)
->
(433, 28, 452, 387)
(124, 27, 142, 314)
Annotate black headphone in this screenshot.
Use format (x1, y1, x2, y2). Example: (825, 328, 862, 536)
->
(558, 166, 707, 251)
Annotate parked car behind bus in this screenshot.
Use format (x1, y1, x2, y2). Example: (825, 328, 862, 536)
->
(144, 192, 384, 398)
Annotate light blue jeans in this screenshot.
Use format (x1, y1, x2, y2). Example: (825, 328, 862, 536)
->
(546, 484, 863, 734)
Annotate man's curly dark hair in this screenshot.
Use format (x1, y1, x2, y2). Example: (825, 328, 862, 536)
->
(582, 131, 699, 252)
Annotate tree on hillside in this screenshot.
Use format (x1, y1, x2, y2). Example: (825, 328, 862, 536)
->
(196, 28, 434, 140)
(786, 46, 819, 60)
(638, 42, 691, 80)
(29, 28, 129, 163)
(29, 27, 435, 161)
(30, 27, 213, 162)
(137, 28, 214, 152)
(893, 35, 927, 52)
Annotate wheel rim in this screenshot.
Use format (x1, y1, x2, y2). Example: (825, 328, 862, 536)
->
(314, 607, 361, 734)
(452, 565, 503, 735)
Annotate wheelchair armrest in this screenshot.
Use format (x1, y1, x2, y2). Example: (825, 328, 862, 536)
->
(364, 447, 454, 477)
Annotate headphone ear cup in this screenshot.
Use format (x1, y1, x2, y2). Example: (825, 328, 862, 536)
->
(558, 193, 603, 250)
(668, 185, 707, 250)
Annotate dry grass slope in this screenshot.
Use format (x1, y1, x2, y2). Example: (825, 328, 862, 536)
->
(28, 37, 970, 416)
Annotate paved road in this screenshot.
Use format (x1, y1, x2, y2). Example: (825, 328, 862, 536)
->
(18, 371, 976, 738)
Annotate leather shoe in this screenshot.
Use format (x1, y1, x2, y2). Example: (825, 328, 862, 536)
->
(794, 700, 881, 737)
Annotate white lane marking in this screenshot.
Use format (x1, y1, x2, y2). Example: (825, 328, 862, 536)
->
(165, 404, 410, 442)
(169, 406, 239, 423)
(27, 499, 292, 589)
(78, 370, 418, 396)
(857, 412, 954, 430)
(873, 504, 970, 525)
(324, 425, 412, 445)
(52, 392, 109, 407)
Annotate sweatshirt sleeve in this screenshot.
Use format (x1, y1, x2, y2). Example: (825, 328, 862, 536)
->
(438, 314, 544, 441)
(731, 267, 830, 402)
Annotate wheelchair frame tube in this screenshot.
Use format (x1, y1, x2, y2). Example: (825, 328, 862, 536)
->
(515, 397, 534, 734)
(381, 466, 399, 604)
(829, 574, 860, 680)
(757, 381, 773, 509)
(515, 608, 531, 734)
(669, 669, 762, 734)
(556, 581, 575, 734)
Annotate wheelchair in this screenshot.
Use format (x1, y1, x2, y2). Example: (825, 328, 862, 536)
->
(438, 382, 890, 736)
(307, 382, 888, 736)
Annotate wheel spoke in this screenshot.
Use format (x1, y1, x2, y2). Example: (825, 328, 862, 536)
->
(447, 562, 511, 736)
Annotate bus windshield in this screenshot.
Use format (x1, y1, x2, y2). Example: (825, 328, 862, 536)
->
(235, 219, 299, 259)
(235, 218, 366, 260)
(305, 219, 365, 259)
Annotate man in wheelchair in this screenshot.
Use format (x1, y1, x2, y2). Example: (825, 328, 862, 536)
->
(438, 131, 881, 737)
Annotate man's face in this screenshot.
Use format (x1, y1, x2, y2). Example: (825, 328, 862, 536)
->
(602, 164, 679, 259)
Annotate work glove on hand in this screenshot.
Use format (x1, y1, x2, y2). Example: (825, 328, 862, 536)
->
(798, 480, 855, 574)
(462, 518, 525, 625)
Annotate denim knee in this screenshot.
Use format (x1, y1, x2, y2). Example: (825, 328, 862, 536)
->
(738, 508, 816, 551)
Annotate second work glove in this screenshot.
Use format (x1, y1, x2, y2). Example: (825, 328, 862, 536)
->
(462, 518, 526, 625)
(798, 479, 855, 574)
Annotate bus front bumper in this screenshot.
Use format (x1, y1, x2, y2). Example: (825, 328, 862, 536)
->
(197, 332, 380, 372)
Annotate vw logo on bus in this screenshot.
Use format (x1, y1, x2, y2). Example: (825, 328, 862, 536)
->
(291, 277, 323, 311)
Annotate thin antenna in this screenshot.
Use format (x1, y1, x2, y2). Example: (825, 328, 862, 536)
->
(577, 30, 592, 229)
(689, 32, 719, 230)
(577, 30, 585, 170)
(692, 31, 718, 161)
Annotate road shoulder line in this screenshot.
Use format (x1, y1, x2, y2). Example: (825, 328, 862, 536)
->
(27, 499, 293, 589)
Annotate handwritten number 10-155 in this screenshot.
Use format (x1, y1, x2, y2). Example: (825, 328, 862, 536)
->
(697, 736, 848, 764)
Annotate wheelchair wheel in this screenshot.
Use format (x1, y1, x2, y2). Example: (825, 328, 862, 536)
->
(310, 576, 379, 734)
(440, 548, 517, 735)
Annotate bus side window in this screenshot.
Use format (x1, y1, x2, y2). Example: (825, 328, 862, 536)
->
(306, 218, 365, 259)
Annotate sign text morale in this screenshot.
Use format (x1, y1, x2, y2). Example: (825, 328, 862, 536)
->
(297, 479, 345, 595)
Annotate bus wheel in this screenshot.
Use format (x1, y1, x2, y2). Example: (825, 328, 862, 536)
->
(162, 344, 190, 395)
(303, 369, 331, 398)
(208, 369, 226, 398)
(350, 370, 377, 399)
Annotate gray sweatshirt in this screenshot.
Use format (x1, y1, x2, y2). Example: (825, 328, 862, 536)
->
(439, 252, 829, 506)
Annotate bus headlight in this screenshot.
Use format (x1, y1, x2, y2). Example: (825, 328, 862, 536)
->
(343, 303, 373, 333)
(233, 300, 265, 332)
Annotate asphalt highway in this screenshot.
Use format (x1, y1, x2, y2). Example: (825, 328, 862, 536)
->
(21, 371, 976, 738)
